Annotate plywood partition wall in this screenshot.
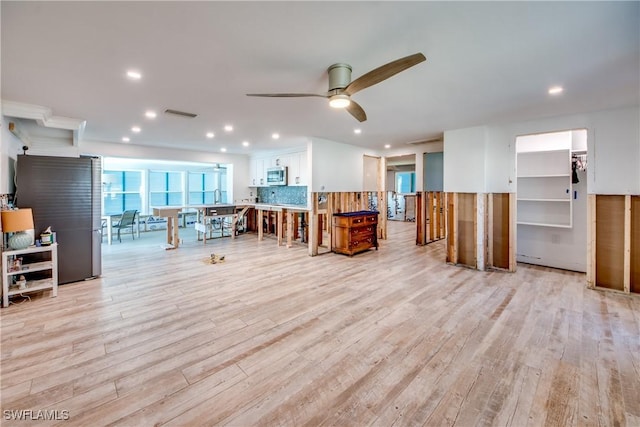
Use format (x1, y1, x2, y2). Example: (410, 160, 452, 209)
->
(588, 194, 640, 295)
(308, 191, 387, 256)
(446, 193, 477, 268)
(416, 191, 446, 245)
(446, 193, 457, 264)
(487, 193, 516, 271)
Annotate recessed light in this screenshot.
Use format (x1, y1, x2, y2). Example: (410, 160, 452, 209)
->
(548, 86, 563, 95)
(224, 125, 233, 132)
(126, 70, 142, 80)
(354, 128, 362, 134)
(220, 147, 227, 152)
(242, 141, 250, 147)
(384, 144, 391, 149)
(206, 132, 215, 139)
(145, 111, 157, 119)
(131, 126, 141, 133)
(122, 137, 130, 142)
(272, 133, 280, 140)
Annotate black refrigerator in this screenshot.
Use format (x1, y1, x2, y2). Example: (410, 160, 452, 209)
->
(15, 154, 102, 284)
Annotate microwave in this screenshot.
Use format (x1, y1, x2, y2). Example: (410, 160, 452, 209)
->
(266, 166, 288, 186)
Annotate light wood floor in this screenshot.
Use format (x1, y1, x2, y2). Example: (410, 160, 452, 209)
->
(1, 222, 639, 426)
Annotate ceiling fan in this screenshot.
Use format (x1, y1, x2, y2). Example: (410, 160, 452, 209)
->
(246, 53, 426, 122)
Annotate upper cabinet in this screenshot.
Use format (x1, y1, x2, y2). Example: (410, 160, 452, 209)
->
(287, 151, 308, 186)
(250, 150, 308, 187)
(249, 158, 266, 187)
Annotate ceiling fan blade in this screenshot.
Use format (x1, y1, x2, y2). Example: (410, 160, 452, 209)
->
(344, 53, 426, 96)
(246, 93, 328, 98)
(346, 99, 367, 122)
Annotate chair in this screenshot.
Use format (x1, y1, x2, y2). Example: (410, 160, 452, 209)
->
(113, 210, 138, 243)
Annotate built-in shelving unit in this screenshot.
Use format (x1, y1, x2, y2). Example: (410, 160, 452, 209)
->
(516, 148, 572, 228)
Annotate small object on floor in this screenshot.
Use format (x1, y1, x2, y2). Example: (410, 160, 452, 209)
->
(209, 253, 226, 264)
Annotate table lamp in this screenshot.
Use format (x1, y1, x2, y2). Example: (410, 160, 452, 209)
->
(1, 208, 34, 250)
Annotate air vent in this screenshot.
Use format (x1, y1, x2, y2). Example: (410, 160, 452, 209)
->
(164, 109, 198, 118)
(406, 135, 443, 145)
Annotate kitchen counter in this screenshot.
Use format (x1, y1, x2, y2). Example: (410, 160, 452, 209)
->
(239, 203, 309, 246)
(240, 203, 310, 212)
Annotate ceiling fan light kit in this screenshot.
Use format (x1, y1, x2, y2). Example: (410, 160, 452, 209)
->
(247, 52, 426, 122)
(329, 94, 351, 109)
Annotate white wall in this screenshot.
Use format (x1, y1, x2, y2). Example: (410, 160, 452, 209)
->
(310, 137, 377, 192)
(588, 107, 640, 194)
(443, 126, 486, 193)
(0, 115, 24, 194)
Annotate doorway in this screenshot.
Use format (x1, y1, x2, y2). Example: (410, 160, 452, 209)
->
(515, 129, 588, 272)
(386, 154, 416, 221)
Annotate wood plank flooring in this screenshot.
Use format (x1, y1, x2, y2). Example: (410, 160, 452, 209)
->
(1, 222, 639, 426)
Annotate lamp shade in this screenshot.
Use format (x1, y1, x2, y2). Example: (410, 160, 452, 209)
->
(1, 208, 34, 233)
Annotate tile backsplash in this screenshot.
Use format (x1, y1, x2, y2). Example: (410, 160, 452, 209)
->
(257, 186, 307, 206)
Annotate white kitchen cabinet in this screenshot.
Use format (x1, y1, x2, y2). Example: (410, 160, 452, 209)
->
(287, 151, 308, 186)
(250, 157, 266, 187)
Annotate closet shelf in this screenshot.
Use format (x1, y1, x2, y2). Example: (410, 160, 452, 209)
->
(517, 174, 570, 178)
(517, 221, 572, 228)
(517, 198, 571, 202)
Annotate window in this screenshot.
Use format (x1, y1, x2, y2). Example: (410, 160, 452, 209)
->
(188, 172, 215, 205)
(150, 171, 183, 206)
(102, 171, 143, 215)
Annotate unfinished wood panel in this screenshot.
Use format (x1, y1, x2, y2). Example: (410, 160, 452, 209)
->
(435, 192, 443, 240)
(624, 195, 631, 293)
(509, 193, 516, 271)
(595, 195, 625, 291)
(428, 192, 435, 240)
(587, 195, 596, 288)
(446, 193, 457, 264)
(457, 193, 476, 268)
(631, 195, 640, 294)
(415, 193, 425, 244)
(417, 192, 446, 246)
(491, 193, 511, 270)
(377, 191, 387, 240)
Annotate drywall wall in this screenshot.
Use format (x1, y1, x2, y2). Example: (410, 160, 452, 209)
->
(0, 115, 24, 194)
(443, 126, 486, 193)
(363, 155, 380, 192)
(310, 137, 376, 192)
(588, 107, 639, 194)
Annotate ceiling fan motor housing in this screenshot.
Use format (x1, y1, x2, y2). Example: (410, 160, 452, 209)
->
(328, 63, 352, 91)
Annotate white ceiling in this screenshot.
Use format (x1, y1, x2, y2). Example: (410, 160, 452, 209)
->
(2, 1, 638, 155)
